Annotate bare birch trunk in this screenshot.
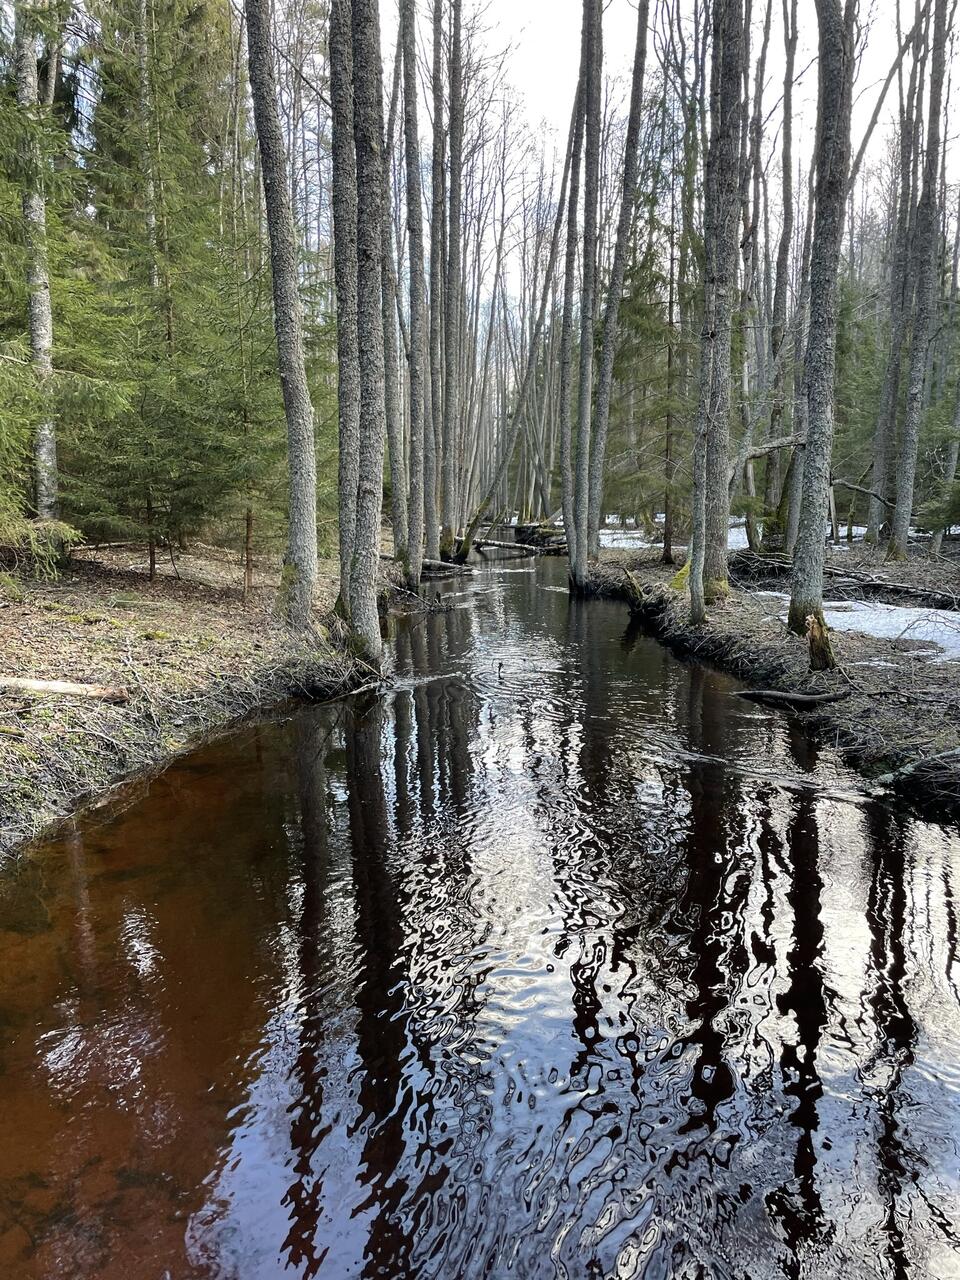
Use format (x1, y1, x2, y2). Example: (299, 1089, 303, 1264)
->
(245, 0, 318, 628)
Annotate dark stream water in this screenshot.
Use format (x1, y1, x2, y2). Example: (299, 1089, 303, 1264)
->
(2, 556, 960, 1279)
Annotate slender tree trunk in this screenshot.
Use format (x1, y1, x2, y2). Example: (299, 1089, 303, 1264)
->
(440, 0, 463, 557)
(585, 0, 649, 559)
(787, 0, 856, 657)
(888, 0, 948, 560)
(761, 0, 796, 544)
(559, 61, 586, 571)
(401, 0, 426, 587)
(689, 0, 744, 622)
(329, 0, 360, 614)
(866, 12, 921, 544)
(427, 0, 445, 561)
(570, 0, 602, 591)
(15, 0, 58, 521)
(931, 376, 960, 555)
(382, 41, 408, 563)
(348, 0, 388, 663)
(701, 0, 744, 603)
(245, 0, 318, 628)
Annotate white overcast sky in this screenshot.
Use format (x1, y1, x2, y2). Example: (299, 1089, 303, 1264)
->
(382, 0, 958, 190)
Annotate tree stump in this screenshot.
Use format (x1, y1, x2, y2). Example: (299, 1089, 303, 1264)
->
(805, 613, 836, 671)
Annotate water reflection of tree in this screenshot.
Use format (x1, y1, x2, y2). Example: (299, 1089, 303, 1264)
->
(863, 804, 920, 1275)
(765, 781, 830, 1263)
(281, 712, 335, 1277)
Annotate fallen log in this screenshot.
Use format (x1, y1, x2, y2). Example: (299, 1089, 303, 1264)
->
(420, 558, 473, 576)
(475, 538, 539, 554)
(0, 677, 130, 704)
(874, 744, 960, 787)
(730, 550, 960, 610)
(734, 688, 851, 710)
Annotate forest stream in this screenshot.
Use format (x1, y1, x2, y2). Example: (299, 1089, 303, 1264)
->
(1, 553, 959, 1280)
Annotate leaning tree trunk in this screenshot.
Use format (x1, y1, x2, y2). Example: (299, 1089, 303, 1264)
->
(348, 0, 387, 664)
(585, 0, 649, 559)
(329, 0, 360, 615)
(15, 0, 58, 521)
(888, 0, 948, 561)
(400, 0, 426, 587)
(245, 0, 318, 629)
(787, 0, 856, 661)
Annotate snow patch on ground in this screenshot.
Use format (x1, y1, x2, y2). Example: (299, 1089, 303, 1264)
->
(759, 592, 960, 661)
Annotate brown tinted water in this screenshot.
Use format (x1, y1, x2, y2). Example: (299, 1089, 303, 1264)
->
(1, 556, 959, 1280)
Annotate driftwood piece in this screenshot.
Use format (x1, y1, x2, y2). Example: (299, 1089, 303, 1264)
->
(735, 687, 851, 710)
(0, 677, 131, 704)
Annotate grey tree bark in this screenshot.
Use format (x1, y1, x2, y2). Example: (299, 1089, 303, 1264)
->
(382, 41, 408, 565)
(866, 9, 921, 544)
(329, 0, 360, 614)
(558, 69, 586, 571)
(701, 0, 744, 603)
(761, 0, 796, 539)
(348, 0, 388, 663)
(585, 0, 649, 560)
(439, 0, 463, 558)
(689, 0, 744, 621)
(427, 0, 445, 560)
(401, 0, 426, 587)
(245, 0, 318, 628)
(15, 0, 58, 521)
(888, 0, 948, 560)
(570, 0, 603, 592)
(787, 0, 856, 649)
(931, 375, 960, 556)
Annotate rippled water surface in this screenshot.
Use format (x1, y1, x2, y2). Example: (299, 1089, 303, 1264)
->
(2, 556, 960, 1279)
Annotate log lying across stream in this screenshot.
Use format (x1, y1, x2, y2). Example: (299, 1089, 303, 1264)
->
(734, 688, 852, 710)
